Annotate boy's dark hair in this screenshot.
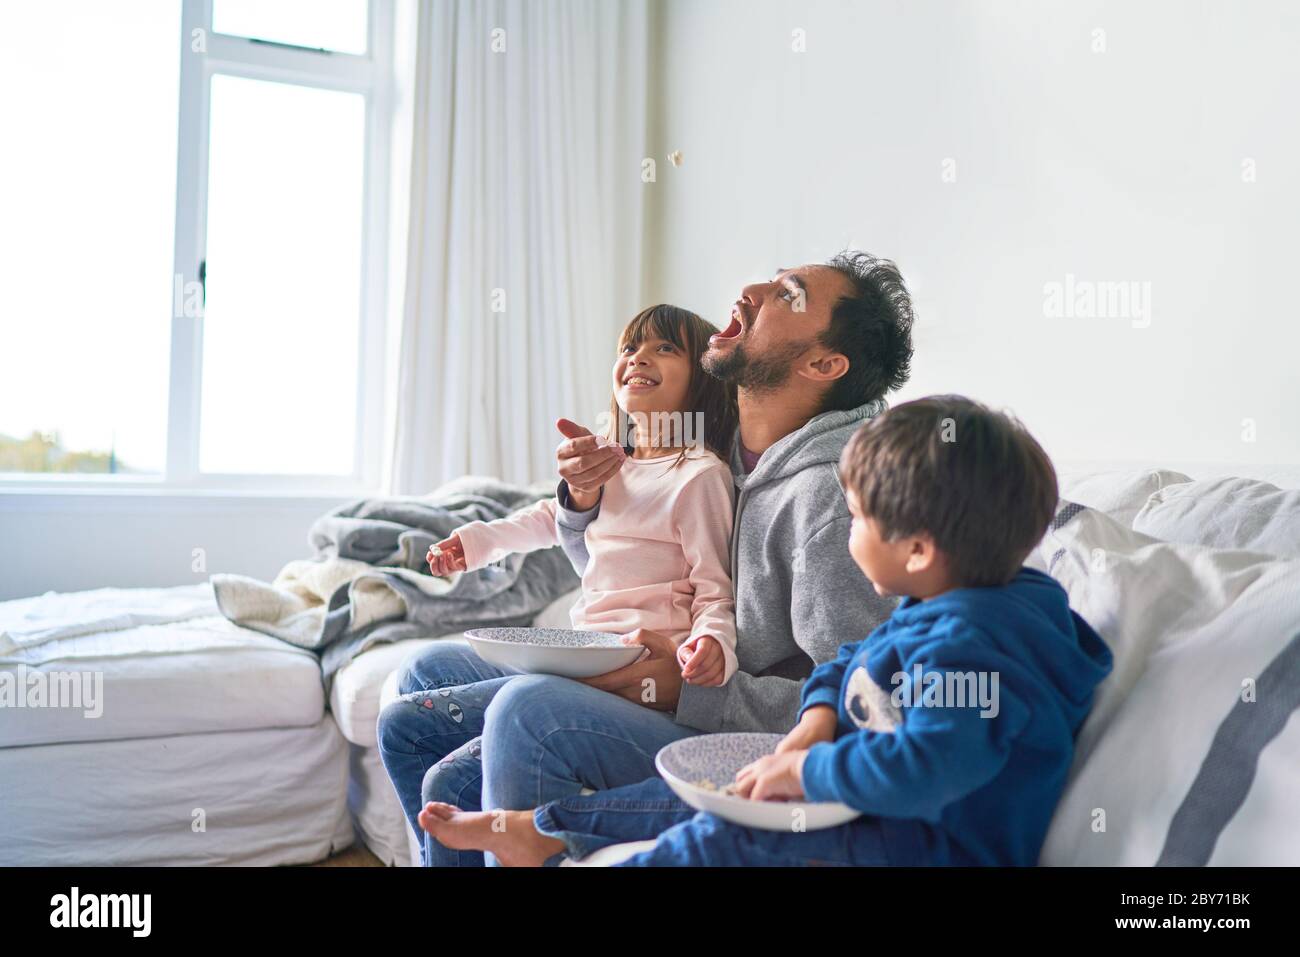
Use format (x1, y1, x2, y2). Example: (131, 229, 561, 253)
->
(819, 250, 915, 413)
(839, 396, 1058, 588)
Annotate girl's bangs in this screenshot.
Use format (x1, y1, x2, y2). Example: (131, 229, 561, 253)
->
(619, 306, 692, 352)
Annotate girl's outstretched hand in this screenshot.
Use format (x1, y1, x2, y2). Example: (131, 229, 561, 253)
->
(427, 534, 467, 576)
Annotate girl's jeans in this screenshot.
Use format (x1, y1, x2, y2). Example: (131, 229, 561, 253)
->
(376, 641, 701, 866)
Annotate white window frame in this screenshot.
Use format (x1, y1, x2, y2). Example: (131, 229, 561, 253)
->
(0, 0, 394, 495)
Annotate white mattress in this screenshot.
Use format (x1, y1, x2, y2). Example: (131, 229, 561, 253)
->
(0, 715, 353, 865)
(0, 612, 325, 748)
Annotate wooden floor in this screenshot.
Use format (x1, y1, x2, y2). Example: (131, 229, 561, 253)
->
(306, 844, 386, 867)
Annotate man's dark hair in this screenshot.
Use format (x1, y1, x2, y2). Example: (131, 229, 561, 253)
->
(839, 396, 1059, 588)
(820, 250, 915, 413)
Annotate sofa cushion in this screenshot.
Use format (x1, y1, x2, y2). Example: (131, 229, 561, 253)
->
(0, 613, 325, 749)
(1133, 477, 1300, 558)
(1034, 503, 1300, 865)
(331, 637, 447, 747)
(1056, 468, 1192, 527)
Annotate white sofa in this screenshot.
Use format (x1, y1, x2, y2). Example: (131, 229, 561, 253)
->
(5, 461, 1294, 866)
(0, 575, 573, 866)
(341, 461, 1300, 866)
(0, 590, 353, 866)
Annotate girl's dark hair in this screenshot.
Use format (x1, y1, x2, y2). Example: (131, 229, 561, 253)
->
(609, 305, 737, 465)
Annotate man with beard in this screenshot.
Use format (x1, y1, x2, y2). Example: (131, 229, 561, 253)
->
(377, 251, 915, 865)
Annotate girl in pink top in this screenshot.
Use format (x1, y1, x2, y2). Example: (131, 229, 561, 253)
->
(427, 305, 740, 686)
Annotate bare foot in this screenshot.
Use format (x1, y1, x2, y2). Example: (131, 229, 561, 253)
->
(417, 801, 565, 867)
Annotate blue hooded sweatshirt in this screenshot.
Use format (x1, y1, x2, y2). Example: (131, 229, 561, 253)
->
(798, 567, 1113, 866)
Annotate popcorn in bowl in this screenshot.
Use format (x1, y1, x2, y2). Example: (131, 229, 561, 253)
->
(692, 777, 741, 797)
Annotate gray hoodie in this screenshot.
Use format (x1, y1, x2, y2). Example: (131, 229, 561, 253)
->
(555, 399, 898, 733)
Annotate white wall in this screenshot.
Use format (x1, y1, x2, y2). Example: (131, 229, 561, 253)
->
(9, 3, 1297, 602)
(0, 493, 350, 601)
(643, 0, 1300, 468)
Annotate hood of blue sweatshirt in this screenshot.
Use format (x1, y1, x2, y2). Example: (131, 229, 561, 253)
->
(888, 566, 1113, 720)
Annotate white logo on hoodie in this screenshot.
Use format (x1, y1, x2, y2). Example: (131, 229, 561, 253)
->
(844, 666, 901, 733)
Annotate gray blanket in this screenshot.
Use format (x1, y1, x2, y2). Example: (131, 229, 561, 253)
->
(211, 476, 580, 683)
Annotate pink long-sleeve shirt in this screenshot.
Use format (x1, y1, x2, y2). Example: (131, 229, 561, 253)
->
(455, 448, 739, 683)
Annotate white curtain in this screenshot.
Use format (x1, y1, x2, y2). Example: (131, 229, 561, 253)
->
(388, 0, 649, 493)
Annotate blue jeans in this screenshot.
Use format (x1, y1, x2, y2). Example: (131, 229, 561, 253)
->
(537, 777, 892, 866)
(533, 776, 699, 861)
(375, 642, 516, 866)
(376, 642, 702, 866)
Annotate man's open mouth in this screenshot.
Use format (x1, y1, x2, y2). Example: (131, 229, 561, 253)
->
(711, 315, 744, 343)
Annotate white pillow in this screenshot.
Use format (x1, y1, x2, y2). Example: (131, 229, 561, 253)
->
(1056, 469, 1192, 527)
(1133, 477, 1300, 558)
(1035, 503, 1300, 865)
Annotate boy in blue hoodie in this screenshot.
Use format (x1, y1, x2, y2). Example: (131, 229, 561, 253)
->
(418, 395, 1113, 866)
(716, 394, 1115, 865)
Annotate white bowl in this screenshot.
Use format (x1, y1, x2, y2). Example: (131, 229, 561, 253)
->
(463, 627, 644, 679)
(656, 732, 860, 832)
